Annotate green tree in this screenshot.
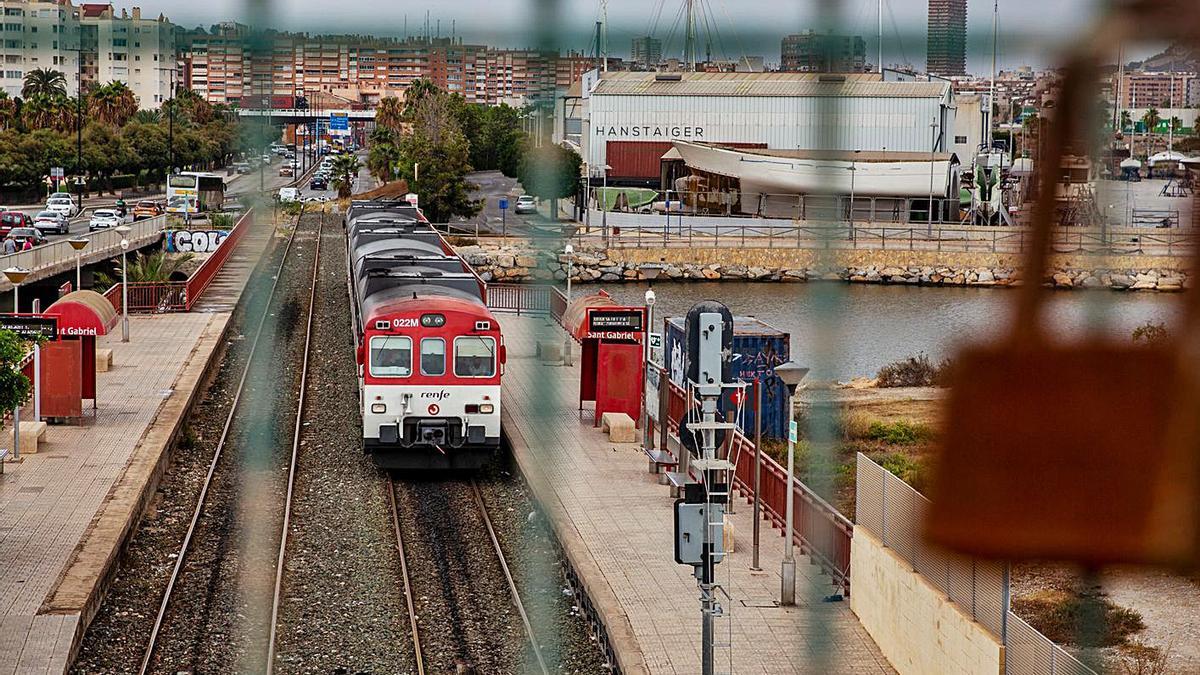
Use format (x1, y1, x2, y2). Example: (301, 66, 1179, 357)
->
(21, 68, 67, 98)
(89, 81, 138, 127)
(96, 251, 195, 287)
(0, 330, 32, 420)
(20, 94, 76, 132)
(1143, 108, 1161, 135)
(366, 127, 400, 182)
(1120, 110, 1132, 131)
(1171, 116, 1183, 134)
(0, 91, 15, 131)
(329, 153, 362, 199)
(375, 96, 405, 135)
(396, 93, 480, 223)
(403, 79, 441, 117)
(517, 143, 582, 217)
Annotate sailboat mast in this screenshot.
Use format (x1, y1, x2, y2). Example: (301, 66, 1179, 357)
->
(878, 0, 883, 75)
(988, 0, 998, 148)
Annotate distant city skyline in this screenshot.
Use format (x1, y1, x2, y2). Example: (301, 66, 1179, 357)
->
(118, 0, 1130, 73)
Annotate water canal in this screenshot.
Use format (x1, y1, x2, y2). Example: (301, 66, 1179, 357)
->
(604, 282, 1181, 379)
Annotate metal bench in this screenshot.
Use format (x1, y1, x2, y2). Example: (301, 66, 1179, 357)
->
(0, 447, 8, 474)
(644, 448, 677, 474)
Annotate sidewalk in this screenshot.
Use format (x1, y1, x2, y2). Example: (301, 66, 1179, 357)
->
(500, 316, 895, 674)
(0, 313, 229, 674)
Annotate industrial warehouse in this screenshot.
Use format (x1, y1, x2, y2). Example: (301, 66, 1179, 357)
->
(557, 70, 986, 221)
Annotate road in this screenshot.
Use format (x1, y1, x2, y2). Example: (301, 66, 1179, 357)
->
(463, 171, 545, 237)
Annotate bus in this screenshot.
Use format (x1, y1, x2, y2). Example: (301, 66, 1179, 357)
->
(166, 172, 226, 214)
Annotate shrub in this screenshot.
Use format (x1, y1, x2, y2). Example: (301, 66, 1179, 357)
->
(876, 353, 953, 388)
(840, 411, 875, 441)
(209, 212, 234, 230)
(870, 451, 927, 489)
(1012, 589, 1145, 647)
(1117, 641, 1171, 675)
(865, 420, 931, 445)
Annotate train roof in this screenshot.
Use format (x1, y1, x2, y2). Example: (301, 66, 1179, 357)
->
(361, 281, 487, 324)
(352, 238, 449, 269)
(351, 226, 445, 248)
(357, 268, 481, 300)
(355, 254, 466, 282)
(346, 201, 426, 223)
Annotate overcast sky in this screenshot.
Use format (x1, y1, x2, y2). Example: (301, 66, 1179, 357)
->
(139, 0, 1134, 73)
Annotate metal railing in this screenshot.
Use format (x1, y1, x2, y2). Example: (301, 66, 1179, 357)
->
(660, 373, 853, 593)
(103, 209, 255, 314)
(575, 211, 1197, 256)
(485, 283, 570, 324)
(0, 214, 166, 289)
(855, 453, 1095, 675)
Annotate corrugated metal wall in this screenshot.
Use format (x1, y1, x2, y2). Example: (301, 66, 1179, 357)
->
(605, 141, 768, 180)
(588, 94, 947, 171)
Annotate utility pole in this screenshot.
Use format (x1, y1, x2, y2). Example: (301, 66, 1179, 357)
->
(878, 0, 884, 75)
(76, 49, 83, 211)
(168, 68, 175, 173)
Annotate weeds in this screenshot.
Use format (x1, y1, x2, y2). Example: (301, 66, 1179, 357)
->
(876, 353, 954, 387)
(1012, 589, 1145, 648)
(1117, 641, 1172, 675)
(1132, 321, 1169, 346)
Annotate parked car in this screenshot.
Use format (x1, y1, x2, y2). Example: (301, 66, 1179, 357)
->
(261, 153, 272, 163)
(132, 200, 163, 220)
(0, 211, 33, 238)
(33, 210, 70, 234)
(8, 227, 47, 247)
(279, 165, 294, 177)
(89, 208, 123, 231)
(514, 194, 537, 215)
(309, 175, 328, 190)
(45, 196, 79, 218)
(233, 161, 252, 174)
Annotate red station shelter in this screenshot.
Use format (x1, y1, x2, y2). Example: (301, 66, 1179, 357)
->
(40, 290, 118, 417)
(565, 293, 647, 426)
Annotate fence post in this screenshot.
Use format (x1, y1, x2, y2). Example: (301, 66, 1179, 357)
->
(880, 468, 887, 548)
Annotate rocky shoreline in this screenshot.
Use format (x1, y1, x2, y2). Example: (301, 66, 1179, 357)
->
(454, 243, 1190, 292)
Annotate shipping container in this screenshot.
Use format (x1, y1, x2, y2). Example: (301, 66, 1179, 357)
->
(664, 315, 791, 440)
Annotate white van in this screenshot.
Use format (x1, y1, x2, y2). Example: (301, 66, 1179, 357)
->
(278, 187, 300, 203)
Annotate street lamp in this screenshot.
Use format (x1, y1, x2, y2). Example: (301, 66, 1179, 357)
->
(848, 150, 860, 238)
(563, 244, 574, 365)
(68, 237, 89, 290)
(3, 267, 30, 312)
(775, 360, 810, 607)
(116, 225, 131, 342)
(640, 263, 664, 459)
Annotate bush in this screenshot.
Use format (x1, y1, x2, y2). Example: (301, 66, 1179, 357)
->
(840, 411, 875, 441)
(1118, 641, 1171, 675)
(865, 420, 931, 445)
(877, 353, 953, 388)
(1012, 589, 1145, 647)
(870, 451, 927, 489)
(209, 212, 234, 230)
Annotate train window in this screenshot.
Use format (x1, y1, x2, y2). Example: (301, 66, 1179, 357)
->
(420, 338, 445, 376)
(369, 336, 412, 377)
(454, 336, 496, 377)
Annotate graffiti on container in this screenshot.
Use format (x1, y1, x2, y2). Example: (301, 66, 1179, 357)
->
(168, 229, 229, 253)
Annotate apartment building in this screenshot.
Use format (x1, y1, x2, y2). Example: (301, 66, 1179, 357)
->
(927, 0, 967, 77)
(1120, 71, 1194, 108)
(780, 31, 866, 73)
(0, 0, 82, 97)
(0, 0, 173, 106)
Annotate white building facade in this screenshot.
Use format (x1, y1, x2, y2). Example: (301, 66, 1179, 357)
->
(0, 0, 173, 107)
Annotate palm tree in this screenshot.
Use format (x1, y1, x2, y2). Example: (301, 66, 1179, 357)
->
(22, 68, 68, 98)
(329, 153, 362, 199)
(89, 81, 138, 126)
(375, 96, 405, 134)
(20, 93, 74, 131)
(96, 251, 195, 288)
(1143, 108, 1161, 136)
(0, 91, 15, 130)
(1119, 110, 1132, 132)
(130, 108, 162, 124)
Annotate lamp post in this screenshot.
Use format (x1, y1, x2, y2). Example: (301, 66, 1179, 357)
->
(848, 150, 860, 239)
(563, 243, 574, 365)
(640, 263, 663, 458)
(116, 226, 131, 342)
(775, 360, 809, 606)
(928, 118, 940, 236)
(68, 237, 89, 290)
(4, 267, 30, 313)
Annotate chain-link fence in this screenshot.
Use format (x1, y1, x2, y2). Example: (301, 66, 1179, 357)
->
(855, 453, 1096, 675)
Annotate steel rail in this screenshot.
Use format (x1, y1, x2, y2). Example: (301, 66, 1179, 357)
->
(469, 480, 551, 675)
(386, 475, 427, 675)
(264, 213, 324, 673)
(137, 205, 308, 675)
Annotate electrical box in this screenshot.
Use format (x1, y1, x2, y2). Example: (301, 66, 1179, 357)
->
(674, 499, 725, 566)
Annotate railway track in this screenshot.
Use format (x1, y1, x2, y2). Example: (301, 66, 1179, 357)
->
(388, 475, 552, 675)
(136, 209, 321, 675)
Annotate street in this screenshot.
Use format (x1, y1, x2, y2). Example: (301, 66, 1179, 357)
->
(464, 170, 543, 237)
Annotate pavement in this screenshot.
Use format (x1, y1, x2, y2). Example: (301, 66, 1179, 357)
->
(464, 170, 546, 237)
(0, 213, 273, 674)
(500, 315, 896, 675)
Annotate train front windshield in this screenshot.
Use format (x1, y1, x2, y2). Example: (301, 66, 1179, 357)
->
(369, 336, 412, 377)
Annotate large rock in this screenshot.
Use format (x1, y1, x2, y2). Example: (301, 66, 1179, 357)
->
(495, 254, 515, 268)
(665, 265, 684, 279)
(976, 269, 995, 283)
(879, 266, 906, 277)
(747, 266, 770, 280)
(515, 255, 538, 269)
(1052, 272, 1074, 288)
(600, 272, 621, 282)
(701, 268, 722, 280)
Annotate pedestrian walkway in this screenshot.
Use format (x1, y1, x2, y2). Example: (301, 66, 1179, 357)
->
(0, 212, 276, 674)
(0, 313, 228, 674)
(500, 316, 895, 675)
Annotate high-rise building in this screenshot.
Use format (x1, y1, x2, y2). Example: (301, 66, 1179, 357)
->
(1120, 71, 1194, 108)
(927, 0, 967, 77)
(780, 31, 866, 73)
(631, 36, 661, 69)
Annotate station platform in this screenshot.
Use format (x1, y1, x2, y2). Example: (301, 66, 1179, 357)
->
(0, 215, 275, 674)
(500, 316, 895, 674)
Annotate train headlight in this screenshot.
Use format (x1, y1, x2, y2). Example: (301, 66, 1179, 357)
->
(370, 403, 387, 414)
(479, 403, 495, 414)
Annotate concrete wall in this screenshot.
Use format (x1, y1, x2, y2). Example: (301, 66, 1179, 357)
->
(849, 526, 1004, 675)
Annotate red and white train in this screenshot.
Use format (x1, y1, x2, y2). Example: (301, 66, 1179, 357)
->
(347, 200, 505, 470)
